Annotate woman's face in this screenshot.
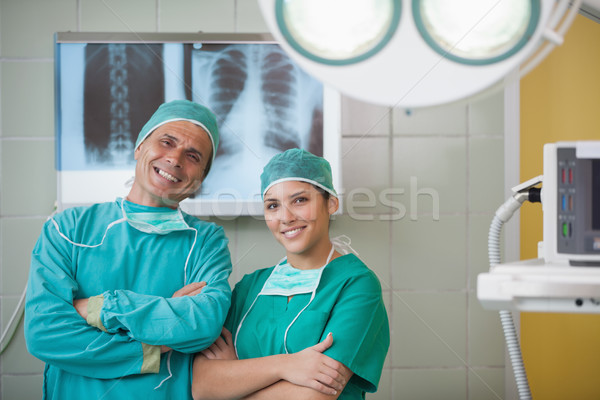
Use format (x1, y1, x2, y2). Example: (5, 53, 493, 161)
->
(263, 181, 338, 259)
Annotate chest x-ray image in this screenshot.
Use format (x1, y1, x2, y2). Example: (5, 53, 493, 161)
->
(191, 43, 324, 203)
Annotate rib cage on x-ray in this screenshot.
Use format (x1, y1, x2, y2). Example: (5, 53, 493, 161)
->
(192, 44, 323, 199)
(209, 46, 302, 156)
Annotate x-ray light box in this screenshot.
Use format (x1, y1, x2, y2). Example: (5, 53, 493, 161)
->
(54, 32, 341, 216)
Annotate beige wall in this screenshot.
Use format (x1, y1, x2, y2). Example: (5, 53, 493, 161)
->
(0, 1, 506, 399)
(520, 14, 600, 400)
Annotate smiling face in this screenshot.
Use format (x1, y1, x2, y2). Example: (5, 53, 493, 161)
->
(263, 180, 339, 268)
(127, 120, 213, 208)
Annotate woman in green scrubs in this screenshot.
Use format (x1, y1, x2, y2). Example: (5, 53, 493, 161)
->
(192, 149, 389, 399)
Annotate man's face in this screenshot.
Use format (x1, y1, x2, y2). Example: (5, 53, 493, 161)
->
(128, 120, 213, 208)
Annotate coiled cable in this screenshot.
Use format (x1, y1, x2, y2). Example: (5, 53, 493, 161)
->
(488, 190, 535, 399)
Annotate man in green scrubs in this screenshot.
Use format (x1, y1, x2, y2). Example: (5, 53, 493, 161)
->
(25, 100, 232, 399)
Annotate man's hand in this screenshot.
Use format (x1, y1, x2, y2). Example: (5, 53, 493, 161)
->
(73, 298, 89, 320)
(280, 333, 349, 395)
(201, 328, 237, 360)
(172, 281, 206, 298)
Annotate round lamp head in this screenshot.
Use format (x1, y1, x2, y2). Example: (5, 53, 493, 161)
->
(414, 0, 540, 65)
(276, 0, 401, 64)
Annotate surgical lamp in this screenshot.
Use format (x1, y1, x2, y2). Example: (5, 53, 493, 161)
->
(258, 0, 582, 108)
(258, 3, 595, 400)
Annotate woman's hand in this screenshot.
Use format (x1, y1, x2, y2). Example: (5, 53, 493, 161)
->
(201, 328, 238, 360)
(192, 332, 352, 400)
(280, 333, 349, 395)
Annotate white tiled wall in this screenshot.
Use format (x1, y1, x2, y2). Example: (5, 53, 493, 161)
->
(0, 1, 506, 399)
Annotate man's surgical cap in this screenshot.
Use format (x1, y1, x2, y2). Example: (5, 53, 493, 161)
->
(136, 100, 219, 162)
(260, 148, 337, 198)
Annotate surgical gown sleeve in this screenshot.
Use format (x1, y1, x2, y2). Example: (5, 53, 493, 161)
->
(89, 223, 232, 353)
(223, 270, 261, 334)
(320, 267, 389, 393)
(25, 218, 159, 379)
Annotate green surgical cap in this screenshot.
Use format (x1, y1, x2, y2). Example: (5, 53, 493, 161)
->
(260, 148, 337, 198)
(135, 100, 219, 161)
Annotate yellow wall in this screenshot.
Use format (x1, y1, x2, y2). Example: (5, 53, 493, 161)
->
(520, 14, 600, 399)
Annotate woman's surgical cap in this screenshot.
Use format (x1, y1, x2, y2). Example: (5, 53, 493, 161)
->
(260, 148, 337, 198)
(135, 100, 219, 161)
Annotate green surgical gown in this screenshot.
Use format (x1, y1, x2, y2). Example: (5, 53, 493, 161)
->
(225, 253, 389, 399)
(25, 199, 232, 399)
